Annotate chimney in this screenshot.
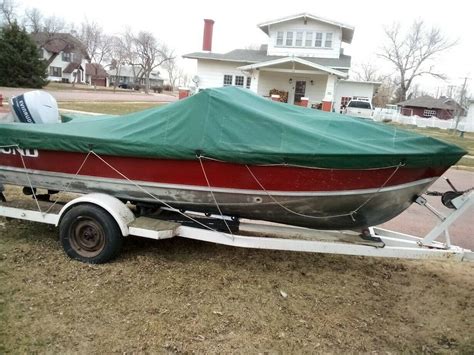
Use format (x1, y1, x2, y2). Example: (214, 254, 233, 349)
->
(202, 19, 214, 52)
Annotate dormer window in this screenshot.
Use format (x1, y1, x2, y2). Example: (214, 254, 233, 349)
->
(275, 30, 334, 48)
(285, 32, 293, 46)
(314, 33, 323, 47)
(295, 32, 303, 46)
(325, 33, 333, 48)
(62, 52, 72, 62)
(276, 32, 284, 46)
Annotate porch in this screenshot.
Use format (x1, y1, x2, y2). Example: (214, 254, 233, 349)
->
(238, 57, 347, 111)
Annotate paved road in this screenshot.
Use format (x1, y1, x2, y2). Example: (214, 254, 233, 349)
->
(0, 87, 177, 103)
(379, 168, 473, 249)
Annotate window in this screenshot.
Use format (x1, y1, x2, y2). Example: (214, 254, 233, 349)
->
(223, 75, 233, 86)
(246, 76, 251, 89)
(50, 66, 62, 77)
(423, 109, 437, 117)
(305, 32, 313, 47)
(62, 52, 72, 62)
(295, 32, 303, 46)
(325, 33, 333, 48)
(348, 101, 372, 109)
(315, 32, 323, 47)
(235, 75, 244, 87)
(285, 32, 293, 46)
(276, 31, 284, 46)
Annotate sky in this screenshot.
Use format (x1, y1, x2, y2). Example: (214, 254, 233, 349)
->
(14, 0, 474, 96)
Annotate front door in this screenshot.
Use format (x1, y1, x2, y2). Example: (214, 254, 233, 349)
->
(294, 80, 306, 104)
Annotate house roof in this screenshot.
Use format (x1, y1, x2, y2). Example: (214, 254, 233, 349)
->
(183, 48, 351, 69)
(85, 63, 108, 78)
(63, 62, 83, 74)
(257, 13, 355, 44)
(397, 95, 460, 110)
(237, 57, 348, 78)
(31, 32, 90, 60)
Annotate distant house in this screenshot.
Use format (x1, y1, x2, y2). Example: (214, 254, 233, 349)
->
(85, 63, 109, 87)
(107, 65, 164, 88)
(397, 95, 466, 120)
(183, 13, 380, 111)
(31, 32, 90, 84)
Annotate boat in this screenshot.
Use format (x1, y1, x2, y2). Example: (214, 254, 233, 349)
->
(0, 87, 467, 230)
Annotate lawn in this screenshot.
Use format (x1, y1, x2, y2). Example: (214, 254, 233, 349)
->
(388, 123, 474, 168)
(46, 82, 122, 92)
(59, 101, 162, 115)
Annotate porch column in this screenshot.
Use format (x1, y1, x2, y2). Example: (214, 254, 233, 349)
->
(322, 75, 337, 112)
(249, 69, 259, 93)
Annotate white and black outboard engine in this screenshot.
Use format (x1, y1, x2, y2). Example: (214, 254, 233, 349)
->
(9, 91, 59, 124)
(0, 91, 60, 201)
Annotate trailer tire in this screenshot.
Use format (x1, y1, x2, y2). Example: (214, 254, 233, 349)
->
(59, 204, 123, 264)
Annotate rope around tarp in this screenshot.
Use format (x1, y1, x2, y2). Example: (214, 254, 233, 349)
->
(198, 154, 406, 171)
(244, 162, 404, 222)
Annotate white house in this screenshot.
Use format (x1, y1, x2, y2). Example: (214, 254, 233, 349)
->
(31, 33, 90, 84)
(183, 13, 380, 111)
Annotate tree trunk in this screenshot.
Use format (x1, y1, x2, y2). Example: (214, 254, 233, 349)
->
(144, 67, 150, 94)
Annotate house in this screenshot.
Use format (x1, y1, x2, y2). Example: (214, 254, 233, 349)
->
(107, 65, 164, 88)
(31, 32, 90, 84)
(85, 63, 109, 87)
(397, 95, 466, 120)
(183, 14, 380, 111)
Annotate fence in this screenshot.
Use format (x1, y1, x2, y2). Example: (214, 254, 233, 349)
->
(373, 108, 474, 133)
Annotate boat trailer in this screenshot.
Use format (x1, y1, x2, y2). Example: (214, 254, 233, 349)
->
(0, 187, 472, 263)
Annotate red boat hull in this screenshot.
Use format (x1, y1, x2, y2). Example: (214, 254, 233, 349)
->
(0, 149, 447, 229)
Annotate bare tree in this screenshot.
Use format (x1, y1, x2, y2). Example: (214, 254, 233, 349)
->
(42, 15, 66, 35)
(379, 20, 456, 102)
(163, 55, 179, 90)
(0, 0, 17, 26)
(24, 7, 42, 33)
(122, 28, 139, 84)
(79, 19, 102, 62)
(352, 62, 380, 82)
(109, 35, 128, 91)
(133, 31, 173, 93)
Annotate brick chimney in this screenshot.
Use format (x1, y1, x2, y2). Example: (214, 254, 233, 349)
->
(202, 19, 214, 52)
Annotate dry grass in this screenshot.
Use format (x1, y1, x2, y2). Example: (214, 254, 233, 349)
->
(388, 123, 474, 168)
(59, 102, 162, 115)
(1, 188, 473, 353)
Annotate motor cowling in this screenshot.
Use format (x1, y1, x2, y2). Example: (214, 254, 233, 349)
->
(9, 91, 59, 124)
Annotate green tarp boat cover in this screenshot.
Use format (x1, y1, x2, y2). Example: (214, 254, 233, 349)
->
(0, 87, 466, 169)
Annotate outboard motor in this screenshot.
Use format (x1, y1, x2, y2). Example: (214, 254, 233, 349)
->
(0, 91, 60, 201)
(9, 91, 59, 124)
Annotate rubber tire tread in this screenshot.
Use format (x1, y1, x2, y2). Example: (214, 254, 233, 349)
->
(59, 203, 123, 264)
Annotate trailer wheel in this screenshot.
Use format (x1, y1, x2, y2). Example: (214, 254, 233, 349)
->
(59, 204, 123, 264)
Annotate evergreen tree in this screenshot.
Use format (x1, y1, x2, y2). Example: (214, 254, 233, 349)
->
(0, 22, 47, 88)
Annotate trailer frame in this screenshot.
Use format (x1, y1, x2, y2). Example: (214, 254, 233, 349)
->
(0, 189, 472, 263)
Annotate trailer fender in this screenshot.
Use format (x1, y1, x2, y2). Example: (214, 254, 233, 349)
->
(57, 193, 135, 236)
